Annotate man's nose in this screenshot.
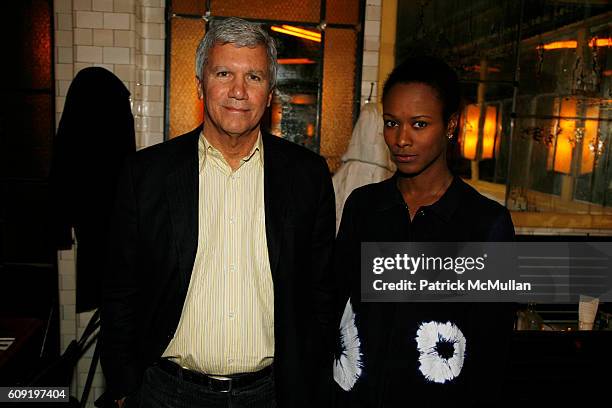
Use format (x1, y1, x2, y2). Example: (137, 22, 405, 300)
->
(229, 77, 247, 100)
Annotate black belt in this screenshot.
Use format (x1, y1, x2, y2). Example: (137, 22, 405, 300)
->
(156, 359, 272, 393)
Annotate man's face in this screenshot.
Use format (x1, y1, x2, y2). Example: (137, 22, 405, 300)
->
(199, 43, 273, 138)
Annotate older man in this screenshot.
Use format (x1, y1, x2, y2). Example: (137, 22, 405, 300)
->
(101, 17, 336, 408)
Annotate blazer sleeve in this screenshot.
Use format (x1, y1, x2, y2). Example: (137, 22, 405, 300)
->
(308, 156, 337, 406)
(100, 159, 143, 400)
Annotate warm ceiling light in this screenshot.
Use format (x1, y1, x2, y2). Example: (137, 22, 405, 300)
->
(277, 58, 316, 65)
(281, 25, 321, 39)
(589, 37, 612, 47)
(538, 41, 578, 50)
(271, 26, 321, 42)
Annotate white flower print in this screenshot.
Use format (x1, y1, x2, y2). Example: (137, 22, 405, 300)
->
(334, 298, 363, 391)
(415, 321, 466, 384)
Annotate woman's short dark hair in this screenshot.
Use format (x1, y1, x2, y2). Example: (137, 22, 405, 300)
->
(382, 56, 461, 124)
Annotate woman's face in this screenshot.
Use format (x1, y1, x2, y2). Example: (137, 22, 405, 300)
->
(382, 82, 455, 176)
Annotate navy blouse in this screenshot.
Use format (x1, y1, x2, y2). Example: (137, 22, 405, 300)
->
(334, 175, 515, 407)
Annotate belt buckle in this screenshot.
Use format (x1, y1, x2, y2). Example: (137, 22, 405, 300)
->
(210, 377, 232, 393)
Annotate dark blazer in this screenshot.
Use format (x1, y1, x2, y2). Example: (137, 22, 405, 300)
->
(334, 175, 515, 407)
(100, 127, 336, 407)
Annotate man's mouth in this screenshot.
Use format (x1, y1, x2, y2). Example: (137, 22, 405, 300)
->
(224, 106, 249, 113)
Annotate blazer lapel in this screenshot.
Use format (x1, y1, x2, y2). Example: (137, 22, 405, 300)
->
(165, 131, 199, 293)
(263, 134, 290, 281)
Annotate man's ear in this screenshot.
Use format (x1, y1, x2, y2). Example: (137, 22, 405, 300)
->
(196, 77, 204, 100)
(266, 89, 273, 108)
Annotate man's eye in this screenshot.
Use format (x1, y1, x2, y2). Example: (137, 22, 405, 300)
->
(216, 71, 229, 77)
(384, 120, 398, 128)
(248, 74, 262, 81)
(413, 121, 428, 129)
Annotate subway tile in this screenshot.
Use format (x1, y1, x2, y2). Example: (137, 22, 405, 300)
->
(103, 12, 130, 29)
(54, 0, 71, 13)
(76, 45, 104, 63)
(74, 62, 95, 73)
(61, 274, 76, 290)
(58, 247, 75, 260)
(114, 0, 134, 13)
(366, 5, 381, 21)
(57, 47, 74, 64)
(141, 0, 163, 6)
(92, 0, 113, 12)
(59, 290, 76, 305)
(142, 85, 162, 101)
(140, 131, 163, 147)
(361, 66, 378, 81)
(144, 70, 163, 86)
(62, 335, 76, 352)
(57, 13, 73, 30)
(61, 319, 77, 335)
(103, 46, 130, 64)
(62, 305, 76, 320)
(114, 64, 135, 82)
(142, 101, 163, 117)
(114, 30, 135, 47)
(93, 29, 114, 46)
(362, 50, 379, 67)
(58, 258, 76, 275)
(142, 38, 164, 55)
(364, 21, 380, 37)
(76, 11, 104, 29)
(55, 96, 65, 113)
(141, 54, 163, 70)
(74, 0, 92, 11)
(141, 22, 164, 39)
(55, 30, 73, 47)
(142, 7, 164, 23)
(364, 37, 380, 52)
(57, 80, 72, 96)
(92, 62, 115, 71)
(74, 28, 93, 45)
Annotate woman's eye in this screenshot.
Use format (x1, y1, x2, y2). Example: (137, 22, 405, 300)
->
(413, 121, 428, 129)
(384, 120, 398, 128)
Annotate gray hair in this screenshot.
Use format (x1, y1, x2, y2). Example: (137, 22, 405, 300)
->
(195, 17, 278, 90)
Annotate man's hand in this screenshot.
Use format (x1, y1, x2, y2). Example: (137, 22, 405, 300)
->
(115, 397, 126, 408)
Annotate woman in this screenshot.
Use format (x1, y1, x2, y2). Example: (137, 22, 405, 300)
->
(333, 56, 515, 406)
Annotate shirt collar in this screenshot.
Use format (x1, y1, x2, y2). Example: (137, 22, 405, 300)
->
(376, 173, 463, 223)
(198, 131, 263, 172)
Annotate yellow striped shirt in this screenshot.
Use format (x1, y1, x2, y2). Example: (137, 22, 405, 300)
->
(162, 132, 274, 375)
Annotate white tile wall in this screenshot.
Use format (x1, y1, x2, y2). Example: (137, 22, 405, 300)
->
(54, 1, 166, 406)
(76, 11, 104, 29)
(361, 0, 382, 105)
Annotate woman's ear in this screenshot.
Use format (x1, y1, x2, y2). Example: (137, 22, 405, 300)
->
(447, 113, 459, 138)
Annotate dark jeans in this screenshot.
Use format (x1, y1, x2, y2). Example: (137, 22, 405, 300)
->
(126, 364, 276, 408)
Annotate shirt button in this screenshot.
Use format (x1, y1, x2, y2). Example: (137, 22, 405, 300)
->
(228, 358, 234, 364)
(229, 217, 235, 224)
(229, 264, 235, 272)
(229, 312, 235, 319)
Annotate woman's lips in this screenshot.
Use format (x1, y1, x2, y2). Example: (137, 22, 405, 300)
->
(394, 154, 417, 163)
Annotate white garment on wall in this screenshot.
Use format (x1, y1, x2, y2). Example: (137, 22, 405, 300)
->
(332, 103, 395, 233)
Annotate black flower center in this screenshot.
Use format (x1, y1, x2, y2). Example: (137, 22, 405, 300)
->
(435, 340, 455, 360)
